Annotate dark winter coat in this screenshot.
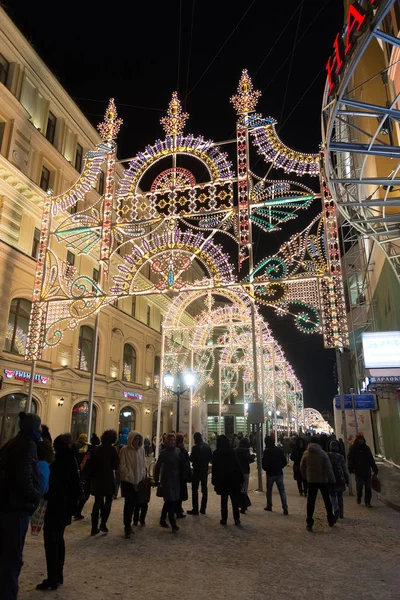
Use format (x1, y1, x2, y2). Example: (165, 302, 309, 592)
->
(262, 446, 287, 476)
(177, 445, 191, 502)
(347, 439, 378, 478)
(90, 443, 119, 497)
(44, 445, 81, 528)
(212, 449, 244, 496)
(290, 439, 306, 481)
(235, 447, 255, 475)
(189, 441, 213, 475)
(154, 446, 182, 502)
(300, 443, 336, 484)
(0, 431, 41, 514)
(328, 444, 349, 492)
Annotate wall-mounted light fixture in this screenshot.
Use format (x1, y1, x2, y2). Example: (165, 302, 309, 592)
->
(110, 403, 116, 412)
(58, 397, 64, 407)
(170, 410, 173, 417)
(145, 408, 150, 415)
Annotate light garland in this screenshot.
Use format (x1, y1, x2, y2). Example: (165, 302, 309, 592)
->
(231, 69, 261, 115)
(160, 92, 189, 136)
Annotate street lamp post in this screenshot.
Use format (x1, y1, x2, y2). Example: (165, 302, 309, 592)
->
(163, 370, 195, 433)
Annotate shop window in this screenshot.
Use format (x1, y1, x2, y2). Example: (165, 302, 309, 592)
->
(0, 394, 37, 445)
(45, 111, 57, 145)
(122, 344, 136, 382)
(98, 171, 105, 195)
(39, 165, 51, 192)
(154, 355, 160, 388)
(347, 273, 365, 306)
(75, 143, 83, 172)
(4, 298, 32, 355)
(76, 325, 94, 371)
(152, 409, 164, 438)
(71, 401, 97, 440)
(0, 54, 9, 86)
(119, 406, 136, 432)
(31, 227, 40, 259)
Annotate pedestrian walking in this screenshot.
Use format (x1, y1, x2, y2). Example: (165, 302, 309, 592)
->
(90, 430, 119, 536)
(144, 437, 150, 457)
(300, 436, 336, 532)
(41, 425, 52, 444)
(36, 434, 81, 590)
(347, 433, 378, 508)
(328, 440, 349, 520)
(282, 436, 292, 462)
(290, 437, 308, 496)
(119, 431, 146, 539)
(212, 434, 244, 526)
(133, 472, 152, 526)
(0, 413, 42, 600)
(91, 433, 100, 447)
(235, 437, 255, 513)
(262, 436, 289, 515)
(175, 433, 191, 518)
(117, 427, 130, 447)
(187, 432, 212, 515)
(154, 433, 182, 532)
(73, 433, 90, 468)
(37, 439, 54, 494)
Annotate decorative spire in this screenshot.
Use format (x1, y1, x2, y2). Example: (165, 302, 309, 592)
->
(231, 69, 261, 115)
(160, 92, 189, 136)
(97, 98, 123, 142)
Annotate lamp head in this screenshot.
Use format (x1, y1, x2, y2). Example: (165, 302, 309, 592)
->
(164, 371, 174, 388)
(184, 370, 195, 387)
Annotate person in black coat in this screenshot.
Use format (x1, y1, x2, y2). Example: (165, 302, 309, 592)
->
(36, 434, 81, 590)
(290, 437, 308, 496)
(262, 436, 289, 515)
(212, 435, 244, 526)
(0, 413, 42, 600)
(187, 432, 213, 515)
(175, 434, 191, 518)
(347, 433, 378, 507)
(235, 437, 255, 514)
(154, 433, 182, 532)
(89, 430, 119, 535)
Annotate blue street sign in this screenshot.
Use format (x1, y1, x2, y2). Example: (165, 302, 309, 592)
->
(334, 394, 376, 410)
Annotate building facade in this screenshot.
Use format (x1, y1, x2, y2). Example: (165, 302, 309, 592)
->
(0, 8, 186, 444)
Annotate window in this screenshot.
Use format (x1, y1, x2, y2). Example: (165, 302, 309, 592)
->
(45, 111, 57, 145)
(119, 406, 136, 432)
(131, 296, 136, 318)
(146, 305, 151, 327)
(152, 409, 164, 438)
(154, 355, 161, 388)
(0, 54, 9, 86)
(71, 401, 97, 440)
(31, 227, 40, 259)
(123, 344, 136, 382)
(76, 325, 94, 371)
(66, 250, 75, 266)
(98, 171, 105, 195)
(0, 394, 37, 445)
(39, 166, 50, 192)
(75, 143, 83, 172)
(4, 298, 32, 355)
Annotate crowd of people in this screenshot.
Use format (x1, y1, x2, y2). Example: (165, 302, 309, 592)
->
(0, 413, 379, 599)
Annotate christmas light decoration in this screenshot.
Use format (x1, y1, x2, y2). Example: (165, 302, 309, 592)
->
(231, 69, 261, 115)
(160, 92, 189, 136)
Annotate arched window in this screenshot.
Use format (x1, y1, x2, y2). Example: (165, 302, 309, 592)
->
(0, 393, 37, 445)
(119, 406, 136, 432)
(154, 355, 161, 388)
(122, 344, 136, 382)
(71, 401, 97, 440)
(152, 409, 164, 438)
(77, 326, 94, 371)
(4, 298, 32, 355)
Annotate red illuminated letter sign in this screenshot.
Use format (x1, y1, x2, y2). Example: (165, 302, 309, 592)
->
(345, 3, 366, 54)
(326, 33, 343, 94)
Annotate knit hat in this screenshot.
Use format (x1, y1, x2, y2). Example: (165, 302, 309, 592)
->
(78, 433, 88, 442)
(19, 412, 41, 432)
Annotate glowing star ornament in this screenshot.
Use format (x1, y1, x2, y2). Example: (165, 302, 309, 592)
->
(231, 69, 261, 115)
(97, 98, 123, 142)
(160, 92, 189, 136)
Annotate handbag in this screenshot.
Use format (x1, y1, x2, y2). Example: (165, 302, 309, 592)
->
(371, 473, 381, 493)
(30, 499, 47, 536)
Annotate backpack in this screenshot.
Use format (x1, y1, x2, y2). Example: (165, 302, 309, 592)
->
(329, 453, 345, 487)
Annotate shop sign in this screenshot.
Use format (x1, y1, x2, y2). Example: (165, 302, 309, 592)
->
(370, 376, 400, 384)
(4, 369, 49, 384)
(123, 392, 143, 400)
(326, 0, 381, 95)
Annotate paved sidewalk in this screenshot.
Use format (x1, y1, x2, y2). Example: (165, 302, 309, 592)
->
(19, 464, 400, 600)
(376, 460, 400, 511)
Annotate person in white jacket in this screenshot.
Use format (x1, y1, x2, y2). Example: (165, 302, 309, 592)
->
(118, 431, 146, 539)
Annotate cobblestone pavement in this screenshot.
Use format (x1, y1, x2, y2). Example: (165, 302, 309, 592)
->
(20, 466, 400, 600)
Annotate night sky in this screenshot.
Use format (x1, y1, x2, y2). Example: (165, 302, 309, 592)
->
(5, 0, 344, 412)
